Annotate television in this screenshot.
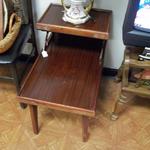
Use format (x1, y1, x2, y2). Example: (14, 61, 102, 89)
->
(123, 0, 150, 47)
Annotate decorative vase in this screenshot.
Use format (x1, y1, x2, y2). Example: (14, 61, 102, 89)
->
(61, 0, 94, 25)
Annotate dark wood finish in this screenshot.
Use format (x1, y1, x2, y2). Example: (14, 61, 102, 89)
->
(82, 116, 89, 142)
(18, 4, 112, 141)
(19, 34, 102, 117)
(0, 0, 3, 39)
(29, 105, 38, 134)
(36, 4, 112, 40)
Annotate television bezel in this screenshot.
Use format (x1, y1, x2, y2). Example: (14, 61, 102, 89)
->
(123, 0, 150, 47)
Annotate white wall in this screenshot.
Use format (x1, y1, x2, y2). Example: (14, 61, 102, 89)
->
(32, 0, 128, 69)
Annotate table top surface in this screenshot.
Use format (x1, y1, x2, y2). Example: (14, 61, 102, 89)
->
(19, 34, 102, 117)
(36, 4, 112, 40)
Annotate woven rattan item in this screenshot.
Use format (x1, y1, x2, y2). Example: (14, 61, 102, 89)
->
(0, 13, 21, 54)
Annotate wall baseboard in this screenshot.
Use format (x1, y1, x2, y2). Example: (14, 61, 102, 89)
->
(102, 67, 118, 76)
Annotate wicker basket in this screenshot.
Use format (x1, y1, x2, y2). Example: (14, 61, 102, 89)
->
(0, 13, 21, 54)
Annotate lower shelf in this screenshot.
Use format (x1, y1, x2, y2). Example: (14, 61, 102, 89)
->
(19, 34, 103, 117)
(122, 82, 150, 97)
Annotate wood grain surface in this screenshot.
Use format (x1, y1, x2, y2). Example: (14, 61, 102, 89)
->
(19, 34, 103, 117)
(36, 4, 112, 40)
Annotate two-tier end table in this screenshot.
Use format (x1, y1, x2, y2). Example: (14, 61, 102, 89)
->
(18, 4, 111, 142)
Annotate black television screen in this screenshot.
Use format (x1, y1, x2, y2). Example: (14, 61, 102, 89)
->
(123, 0, 150, 47)
(134, 0, 150, 33)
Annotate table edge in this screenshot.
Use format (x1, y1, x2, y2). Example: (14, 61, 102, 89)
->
(36, 4, 111, 40)
(18, 96, 96, 117)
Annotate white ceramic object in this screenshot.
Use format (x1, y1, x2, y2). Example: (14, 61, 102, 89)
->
(62, 0, 94, 25)
(3, 0, 8, 34)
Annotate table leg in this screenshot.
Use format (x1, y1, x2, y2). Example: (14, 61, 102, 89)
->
(29, 105, 38, 134)
(82, 116, 89, 142)
(111, 92, 128, 120)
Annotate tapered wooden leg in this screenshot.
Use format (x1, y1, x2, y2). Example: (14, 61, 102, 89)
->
(111, 93, 128, 121)
(29, 105, 38, 134)
(82, 116, 89, 142)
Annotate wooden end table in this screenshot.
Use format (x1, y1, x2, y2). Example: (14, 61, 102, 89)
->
(18, 4, 111, 142)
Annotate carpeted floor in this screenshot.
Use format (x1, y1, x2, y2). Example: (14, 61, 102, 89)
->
(0, 77, 149, 150)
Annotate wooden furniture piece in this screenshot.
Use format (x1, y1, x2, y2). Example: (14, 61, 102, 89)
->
(0, 0, 38, 96)
(18, 4, 111, 141)
(111, 46, 150, 120)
